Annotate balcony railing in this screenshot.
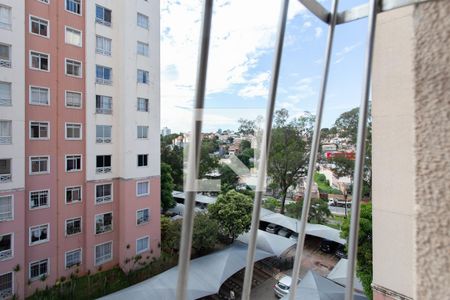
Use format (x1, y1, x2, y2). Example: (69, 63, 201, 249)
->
(0, 97, 11, 106)
(0, 174, 11, 183)
(96, 224, 112, 234)
(96, 18, 111, 27)
(137, 217, 149, 225)
(96, 137, 112, 143)
(96, 78, 112, 85)
(96, 195, 112, 203)
(0, 59, 11, 68)
(96, 48, 112, 56)
(0, 21, 11, 30)
(96, 108, 112, 114)
(0, 287, 12, 300)
(0, 136, 12, 144)
(0, 249, 12, 260)
(0, 211, 12, 221)
(96, 166, 111, 174)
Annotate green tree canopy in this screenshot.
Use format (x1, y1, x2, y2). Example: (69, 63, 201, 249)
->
(208, 190, 253, 242)
(340, 203, 373, 299)
(285, 199, 331, 224)
(161, 163, 176, 211)
(262, 197, 281, 212)
(219, 164, 239, 193)
(192, 213, 219, 255)
(160, 216, 181, 255)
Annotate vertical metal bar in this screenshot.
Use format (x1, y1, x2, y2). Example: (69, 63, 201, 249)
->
(345, 0, 377, 299)
(176, 1, 213, 299)
(288, 0, 339, 299)
(241, 1, 290, 299)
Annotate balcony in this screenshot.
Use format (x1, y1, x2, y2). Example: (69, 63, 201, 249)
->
(96, 166, 111, 174)
(96, 18, 111, 27)
(96, 224, 112, 234)
(0, 249, 12, 261)
(0, 59, 11, 68)
(96, 195, 112, 203)
(0, 287, 12, 299)
(96, 108, 112, 114)
(0, 174, 11, 183)
(96, 77, 112, 85)
(96, 137, 112, 143)
(96, 48, 112, 56)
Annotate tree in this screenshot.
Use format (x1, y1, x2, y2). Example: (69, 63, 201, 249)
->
(161, 163, 176, 211)
(238, 118, 256, 136)
(341, 203, 373, 299)
(219, 164, 239, 193)
(208, 190, 253, 243)
(237, 148, 254, 169)
(268, 109, 313, 214)
(199, 140, 220, 178)
(192, 213, 219, 255)
(161, 138, 184, 190)
(285, 199, 331, 224)
(160, 216, 181, 255)
(262, 197, 281, 212)
(240, 140, 251, 151)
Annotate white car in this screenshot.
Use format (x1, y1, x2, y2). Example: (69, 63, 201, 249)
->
(273, 275, 300, 298)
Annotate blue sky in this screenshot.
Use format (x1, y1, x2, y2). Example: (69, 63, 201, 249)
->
(161, 0, 369, 133)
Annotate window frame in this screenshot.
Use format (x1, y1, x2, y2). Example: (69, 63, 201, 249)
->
(136, 208, 150, 226)
(0, 232, 13, 261)
(95, 183, 113, 204)
(137, 41, 149, 57)
(0, 120, 12, 144)
(65, 185, 82, 204)
(95, 5, 112, 27)
(65, 90, 82, 109)
(95, 65, 112, 85)
(0, 194, 13, 221)
(137, 154, 148, 167)
(94, 241, 113, 266)
(0, 81, 12, 106)
(29, 15, 50, 38)
(29, 258, 49, 281)
(65, 216, 82, 236)
(29, 50, 50, 72)
(29, 189, 50, 210)
(96, 35, 112, 56)
(137, 126, 149, 139)
(137, 13, 149, 29)
(65, 122, 82, 140)
(65, 154, 82, 172)
(136, 236, 150, 254)
(29, 85, 50, 106)
(65, 58, 82, 78)
(95, 95, 113, 114)
(0, 271, 13, 299)
(96, 155, 112, 174)
(137, 97, 149, 112)
(29, 156, 50, 175)
(96, 125, 112, 143)
(29, 121, 50, 140)
(65, 0, 82, 16)
(95, 212, 113, 235)
(0, 5, 12, 31)
(136, 180, 150, 197)
(65, 26, 82, 47)
(137, 69, 149, 84)
(65, 248, 82, 269)
(29, 223, 50, 246)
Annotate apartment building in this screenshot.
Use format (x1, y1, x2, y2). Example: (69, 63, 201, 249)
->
(0, 1, 160, 298)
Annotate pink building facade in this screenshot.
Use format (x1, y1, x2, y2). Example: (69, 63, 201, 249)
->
(0, 1, 160, 298)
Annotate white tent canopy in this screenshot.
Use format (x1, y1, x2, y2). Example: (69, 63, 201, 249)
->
(260, 208, 346, 245)
(172, 191, 217, 205)
(327, 258, 364, 293)
(237, 229, 296, 257)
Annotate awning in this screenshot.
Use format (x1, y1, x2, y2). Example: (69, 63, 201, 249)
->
(237, 229, 296, 257)
(327, 258, 364, 293)
(172, 191, 217, 205)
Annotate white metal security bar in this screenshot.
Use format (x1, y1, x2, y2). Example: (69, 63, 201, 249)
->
(176, 0, 431, 299)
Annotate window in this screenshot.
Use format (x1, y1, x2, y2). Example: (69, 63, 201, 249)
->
(65, 123, 82, 140)
(0, 159, 11, 183)
(137, 181, 149, 196)
(0, 272, 12, 299)
(66, 59, 82, 77)
(29, 259, 48, 280)
(66, 0, 81, 15)
(65, 249, 81, 269)
(136, 209, 149, 225)
(95, 183, 112, 204)
(96, 65, 112, 85)
(96, 35, 111, 56)
(30, 51, 49, 71)
(38, 0, 50, 4)
(66, 155, 81, 172)
(29, 190, 49, 209)
(29, 224, 49, 245)
(30, 121, 49, 139)
(30, 86, 49, 105)
(96, 125, 112, 143)
(65, 27, 82, 47)
(65, 217, 81, 236)
(96, 155, 111, 174)
(137, 98, 149, 112)
(30, 156, 49, 174)
(0, 5, 11, 30)
(30, 16, 49, 37)
(0, 43, 11, 68)
(0, 195, 12, 221)
(137, 13, 149, 29)
(66, 186, 81, 204)
(0, 233, 13, 261)
(136, 236, 149, 254)
(96, 5, 111, 26)
(137, 126, 148, 139)
(96, 95, 112, 114)
(0, 82, 11, 106)
(65, 91, 82, 108)
(137, 69, 149, 84)
(137, 154, 148, 167)
(137, 42, 149, 56)
(95, 212, 112, 234)
(0, 120, 11, 144)
(95, 241, 112, 265)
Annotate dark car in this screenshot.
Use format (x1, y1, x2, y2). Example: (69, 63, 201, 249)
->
(320, 239, 337, 254)
(266, 223, 281, 234)
(335, 245, 348, 259)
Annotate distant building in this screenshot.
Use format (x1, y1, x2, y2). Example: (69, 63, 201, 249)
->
(161, 126, 171, 136)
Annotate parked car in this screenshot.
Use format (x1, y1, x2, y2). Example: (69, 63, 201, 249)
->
(273, 275, 300, 298)
(266, 223, 281, 234)
(277, 228, 291, 238)
(320, 239, 337, 254)
(335, 244, 348, 259)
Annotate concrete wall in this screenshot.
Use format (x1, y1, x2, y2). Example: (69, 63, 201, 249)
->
(372, 1, 450, 299)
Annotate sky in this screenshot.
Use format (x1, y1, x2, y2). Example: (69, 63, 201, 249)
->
(160, 0, 369, 133)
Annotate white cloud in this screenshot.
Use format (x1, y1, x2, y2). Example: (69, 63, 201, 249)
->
(161, 0, 305, 131)
(315, 27, 323, 38)
(238, 71, 270, 98)
(303, 21, 312, 28)
(334, 42, 362, 64)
